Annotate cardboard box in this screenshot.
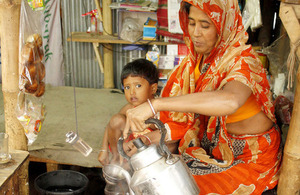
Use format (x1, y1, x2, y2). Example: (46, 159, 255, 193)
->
(158, 55, 175, 69)
(167, 44, 188, 56)
(143, 17, 157, 40)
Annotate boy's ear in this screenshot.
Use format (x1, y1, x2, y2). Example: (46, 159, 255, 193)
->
(151, 83, 158, 94)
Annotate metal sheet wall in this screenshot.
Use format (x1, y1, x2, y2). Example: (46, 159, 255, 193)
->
(61, 0, 104, 89)
(61, 0, 165, 89)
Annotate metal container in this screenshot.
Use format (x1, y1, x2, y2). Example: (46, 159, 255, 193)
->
(118, 118, 200, 195)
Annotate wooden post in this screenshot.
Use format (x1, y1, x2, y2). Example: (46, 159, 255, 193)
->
(18, 157, 29, 195)
(277, 2, 300, 194)
(102, 0, 114, 88)
(0, 0, 27, 150)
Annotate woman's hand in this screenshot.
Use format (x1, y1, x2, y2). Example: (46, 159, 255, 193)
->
(123, 101, 154, 138)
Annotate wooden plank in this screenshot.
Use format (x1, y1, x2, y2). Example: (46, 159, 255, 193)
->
(29, 155, 60, 164)
(93, 43, 104, 73)
(19, 157, 29, 195)
(281, 0, 300, 4)
(46, 163, 59, 172)
(67, 32, 170, 45)
(279, 3, 300, 60)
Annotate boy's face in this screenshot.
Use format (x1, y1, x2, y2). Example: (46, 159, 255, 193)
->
(123, 76, 157, 107)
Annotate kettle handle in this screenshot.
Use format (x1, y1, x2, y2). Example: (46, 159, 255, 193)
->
(145, 118, 172, 159)
(117, 118, 172, 161)
(117, 137, 131, 161)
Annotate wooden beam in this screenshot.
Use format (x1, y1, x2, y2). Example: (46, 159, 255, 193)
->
(279, 2, 300, 58)
(67, 32, 171, 45)
(93, 43, 104, 73)
(0, 0, 27, 150)
(277, 2, 300, 195)
(102, 0, 114, 89)
(94, 0, 103, 22)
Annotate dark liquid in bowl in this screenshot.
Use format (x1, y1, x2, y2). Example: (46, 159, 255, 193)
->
(46, 186, 81, 192)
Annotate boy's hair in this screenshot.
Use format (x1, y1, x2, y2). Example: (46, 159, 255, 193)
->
(121, 59, 159, 85)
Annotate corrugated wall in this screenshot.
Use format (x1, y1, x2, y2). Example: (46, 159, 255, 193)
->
(61, 0, 104, 89)
(61, 0, 165, 89)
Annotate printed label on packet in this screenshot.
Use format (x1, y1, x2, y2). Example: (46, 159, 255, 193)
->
(27, 0, 45, 11)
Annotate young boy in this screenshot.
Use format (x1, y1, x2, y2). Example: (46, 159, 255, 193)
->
(98, 58, 159, 165)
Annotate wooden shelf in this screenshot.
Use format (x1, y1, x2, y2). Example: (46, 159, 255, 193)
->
(67, 32, 170, 45)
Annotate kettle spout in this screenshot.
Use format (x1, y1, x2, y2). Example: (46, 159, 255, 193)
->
(120, 169, 135, 195)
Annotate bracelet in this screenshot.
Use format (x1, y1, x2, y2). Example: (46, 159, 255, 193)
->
(138, 134, 151, 145)
(99, 149, 107, 152)
(147, 99, 157, 118)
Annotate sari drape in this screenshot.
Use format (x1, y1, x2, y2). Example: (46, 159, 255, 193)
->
(159, 0, 281, 194)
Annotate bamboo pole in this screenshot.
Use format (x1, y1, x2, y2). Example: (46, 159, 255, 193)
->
(102, 0, 114, 88)
(277, 2, 300, 194)
(0, 0, 27, 150)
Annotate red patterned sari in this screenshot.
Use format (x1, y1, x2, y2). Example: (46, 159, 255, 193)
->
(159, 0, 282, 194)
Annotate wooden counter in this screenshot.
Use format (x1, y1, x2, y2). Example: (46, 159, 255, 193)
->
(25, 86, 127, 169)
(0, 150, 29, 194)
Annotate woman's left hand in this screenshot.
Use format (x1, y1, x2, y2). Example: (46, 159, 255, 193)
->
(123, 101, 154, 138)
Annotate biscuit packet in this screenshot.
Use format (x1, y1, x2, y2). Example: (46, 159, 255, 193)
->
(16, 0, 46, 145)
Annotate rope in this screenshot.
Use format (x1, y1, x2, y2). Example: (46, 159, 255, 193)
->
(287, 39, 300, 90)
(69, 4, 79, 136)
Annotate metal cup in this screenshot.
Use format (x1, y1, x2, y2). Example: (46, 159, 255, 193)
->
(0, 133, 11, 164)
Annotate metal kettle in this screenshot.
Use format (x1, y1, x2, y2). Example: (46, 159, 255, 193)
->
(118, 118, 200, 195)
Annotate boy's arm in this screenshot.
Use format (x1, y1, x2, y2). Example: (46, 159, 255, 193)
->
(119, 103, 134, 115)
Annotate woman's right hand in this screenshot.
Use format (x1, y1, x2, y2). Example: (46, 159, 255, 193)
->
(123, 101, 155, 138)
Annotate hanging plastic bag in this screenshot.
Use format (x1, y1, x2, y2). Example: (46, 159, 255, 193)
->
(16, 0, 46, 145)
(242, 0, 262, 31)
(146, 45, 160, 67)
(16, 93, 46, 145)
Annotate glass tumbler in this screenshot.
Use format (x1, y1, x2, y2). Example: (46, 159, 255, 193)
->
(0, 133, 11, 164)
(65, 131, 93, 157)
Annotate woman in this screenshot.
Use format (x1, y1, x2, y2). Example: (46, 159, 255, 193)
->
(123, 0, 282, 194)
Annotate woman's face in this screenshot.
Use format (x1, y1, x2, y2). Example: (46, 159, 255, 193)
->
(123, 76, 156, 107)
(188, 6, 219, 57)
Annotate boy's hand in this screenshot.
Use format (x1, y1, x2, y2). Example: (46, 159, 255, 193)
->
(123, 140, 137, 157)
(98, 150, 109, 166)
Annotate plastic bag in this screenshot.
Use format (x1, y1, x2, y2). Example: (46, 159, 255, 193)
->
(242, 0, 262, 31)
(16, 0, 46, 145)
(146, 45, 160, 67)
(261, 34, 293, 94)
(16, 93, 46, 145)
(120, 18, 143, 43)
